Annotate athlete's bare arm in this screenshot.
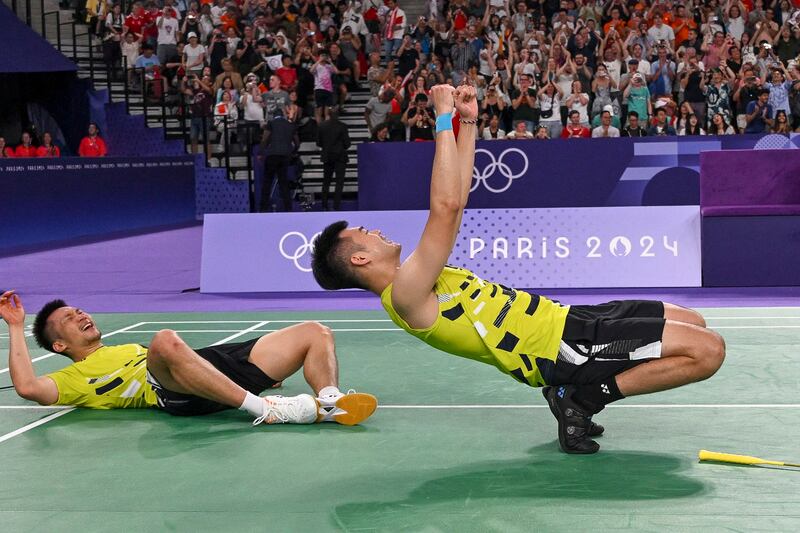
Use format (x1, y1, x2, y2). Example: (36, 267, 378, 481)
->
(454, 85, 479, 224)
(391, 85, 479, 329)
(0, 291, 59, 405)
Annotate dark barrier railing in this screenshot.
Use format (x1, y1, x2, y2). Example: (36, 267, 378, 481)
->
(18, 0, 258, 190)
(41, 8, 61, 49)
(70, 24, 94, 79)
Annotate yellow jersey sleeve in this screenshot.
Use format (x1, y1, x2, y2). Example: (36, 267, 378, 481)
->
(47, 364, 94, 407)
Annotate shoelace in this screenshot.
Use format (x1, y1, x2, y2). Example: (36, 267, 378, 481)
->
(252, 396, 297, 426)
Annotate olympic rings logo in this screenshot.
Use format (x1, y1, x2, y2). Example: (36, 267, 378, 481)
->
(279, 231, 320, 272)
(471, 148, 529, 194)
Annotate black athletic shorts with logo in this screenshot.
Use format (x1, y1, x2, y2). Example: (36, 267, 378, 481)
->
(146, 337, 279, 416)
(541, 300, 666, 386)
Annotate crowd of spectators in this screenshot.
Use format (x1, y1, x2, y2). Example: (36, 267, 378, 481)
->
(0, 125, 106, 158)
(0, 132, 62, 158)
(363, 0, 800, 140)
(79, 0, 800, 145)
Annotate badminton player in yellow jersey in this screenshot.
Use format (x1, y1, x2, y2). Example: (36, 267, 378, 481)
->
(0, 291, 376, 426)
(311, 84, 726, 454)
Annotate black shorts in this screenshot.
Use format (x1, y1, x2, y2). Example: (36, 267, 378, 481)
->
(315, 89, 334, 107)
(543, 300, 666, 386)
(147, 337, 278, 416)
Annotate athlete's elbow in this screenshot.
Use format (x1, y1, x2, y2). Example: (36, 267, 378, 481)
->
(15, 384, 46, 404)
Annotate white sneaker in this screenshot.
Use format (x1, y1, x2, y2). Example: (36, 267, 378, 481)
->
(253, 394, 318, 425)
(315, 389, 378, 426)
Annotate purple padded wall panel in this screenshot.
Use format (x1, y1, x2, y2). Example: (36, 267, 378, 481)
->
(700, 149, 800, 214)
(201, 207, 701, 292)
(702, 216, 800, 286)
(0, 157, 196, 251)
(358, 134, 771, 210)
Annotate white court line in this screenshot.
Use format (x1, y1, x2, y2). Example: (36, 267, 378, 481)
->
(377, 404, 800, 409)
(1, 403, 799, 410)
(111, 328, 403, 334)
(112, 326, 800, 335)
(140, 319, 394, 324)
(134, 317, 800, 326)
(707, 316, 800, 320)
(0, 405, 73, 410)
(211, 320, 271, 346)
(0, 321, 147, 375)
(0, 408, 75, 444)
(713, 326, 800, 330)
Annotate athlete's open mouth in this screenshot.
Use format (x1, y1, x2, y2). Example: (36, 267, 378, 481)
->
(81, 321, 94, 331)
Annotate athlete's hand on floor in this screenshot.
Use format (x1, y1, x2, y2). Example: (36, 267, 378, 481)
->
(453, 84, 478, 121)
(0, 290, 25, 327)
(431, 84, 456, 117)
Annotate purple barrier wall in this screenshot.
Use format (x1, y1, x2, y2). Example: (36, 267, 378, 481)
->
(201, 206, 701, 292)
(700, 145, 800, 286)
(358, 134, 800, 211)
(702, 216, 800, 286)
(700, 149, 800, 216)
(0, 156, 196, 252)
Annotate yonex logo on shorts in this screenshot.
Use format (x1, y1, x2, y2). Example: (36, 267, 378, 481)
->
(471, 148, 529, 193)
(279, 231, 320, 272)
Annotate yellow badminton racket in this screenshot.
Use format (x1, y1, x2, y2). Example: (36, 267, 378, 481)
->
(698, 450, 800, 468)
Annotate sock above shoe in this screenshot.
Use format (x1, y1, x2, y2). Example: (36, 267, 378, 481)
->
(239, 391, 266, 418)
(317, 385, 343, 405)
(572, 378, 624, 414)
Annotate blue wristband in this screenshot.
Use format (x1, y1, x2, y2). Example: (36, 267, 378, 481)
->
(435, 113, 453, 133)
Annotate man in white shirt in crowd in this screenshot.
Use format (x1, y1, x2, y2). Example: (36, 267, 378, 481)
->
(592, 109, 621, 137)
(382, 0, 406, 60)
(156, 7, 180, 66)
(647, 14, 675, 50)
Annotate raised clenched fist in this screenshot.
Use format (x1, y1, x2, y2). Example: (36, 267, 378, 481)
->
(430, 84, 456, 116)
(453, 84, 478, 121)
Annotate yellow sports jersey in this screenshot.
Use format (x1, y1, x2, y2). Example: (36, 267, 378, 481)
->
(381, 265, 569, 386)
(46, 344, 157, 409)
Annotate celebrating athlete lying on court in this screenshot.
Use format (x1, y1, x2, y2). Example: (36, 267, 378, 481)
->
(0, 291, 376, 426)
(310, 84, 725, 454)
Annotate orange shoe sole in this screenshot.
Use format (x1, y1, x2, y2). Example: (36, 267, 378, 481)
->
(317, 393, 378, 425)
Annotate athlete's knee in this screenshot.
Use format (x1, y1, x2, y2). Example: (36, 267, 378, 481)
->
(687, 308, 707, 328)
(302, 321, 334, 345)
(696, 330, 726, 380)
(665, 303, 707, 328)
(149, 329, 186, 360)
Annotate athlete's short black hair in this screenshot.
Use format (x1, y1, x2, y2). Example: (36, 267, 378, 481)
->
(33, 299, 68, 352)
(311, 221, 367, 290)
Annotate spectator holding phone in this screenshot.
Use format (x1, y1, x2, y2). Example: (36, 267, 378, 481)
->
(311, 50, 337, 124)
(402, 93, 435, 141)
